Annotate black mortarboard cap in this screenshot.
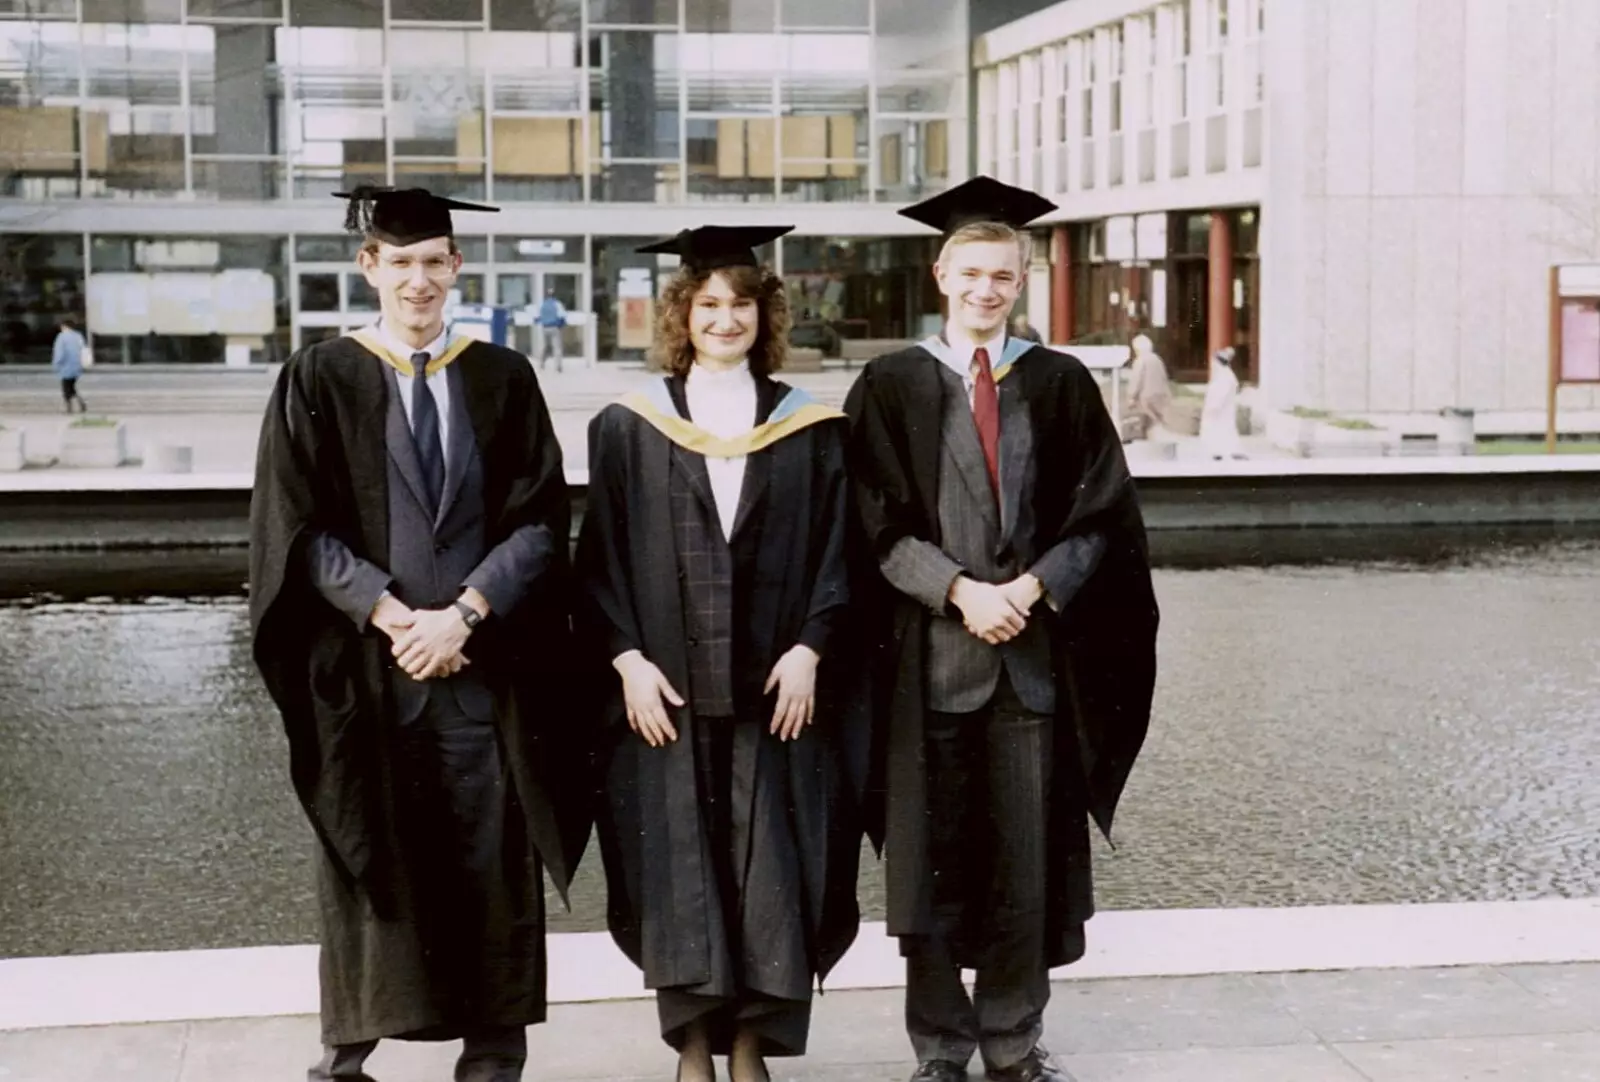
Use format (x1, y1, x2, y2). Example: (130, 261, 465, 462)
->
(635, 225, 794, 272)
(897, 175, 1058, 235)
(334, 186, 499, 246)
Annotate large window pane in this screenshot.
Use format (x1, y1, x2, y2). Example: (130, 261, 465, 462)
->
(491, 0, 580, 31)
(82, 23, 187, 197)
(0, 22, 82, 199)
(83, 0, 181, 22)
(686, 117, 774, 202)
(294, 233, 362, 261)
(0, 234, 83, 366)
(0, 0, 76, 17)
(779, 0, 866, 29)
(683, 32, 776, 113)
(877, 71, 962, 114)
(87, 234, 289, 365)
(588, 0, 676, 26)
(875, 117, 949, 202)
(290, 0, 382, 29)
(280, 27, 385, 196)
(394, 160, 485, 200)
(785, 235, 943, 341)
(388, 30, 485, 160)
(491, 116, 585, 202)
(391, 0, 483, 21)
(187, 0, 284, 18)
(686, 0, 774, 31)
(780, 56, 866, 202)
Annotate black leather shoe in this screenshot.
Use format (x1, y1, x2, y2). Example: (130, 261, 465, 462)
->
(909, 1060, 968, 1082)
(986, 1046, 1074, 1082)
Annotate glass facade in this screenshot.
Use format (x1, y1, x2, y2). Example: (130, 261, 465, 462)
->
(1059, 205, 1259, 379)
(0, 0, 966, 362)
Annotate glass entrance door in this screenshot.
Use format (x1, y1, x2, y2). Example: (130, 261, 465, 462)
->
(495, 265, 588, 365)
(294, 263, 364, 347)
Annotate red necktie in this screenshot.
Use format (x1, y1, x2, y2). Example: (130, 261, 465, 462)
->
(971, 346, 1001, 496)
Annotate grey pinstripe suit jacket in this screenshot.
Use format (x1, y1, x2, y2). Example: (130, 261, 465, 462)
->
(879, 363, 1056, 715)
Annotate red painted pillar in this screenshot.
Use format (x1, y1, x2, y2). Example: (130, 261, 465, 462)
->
(1050, 225, 1073, 344)
(1207, 210, 1235, 358)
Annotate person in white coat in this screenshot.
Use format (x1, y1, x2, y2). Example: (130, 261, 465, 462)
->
(1199, 347, 1245, 460)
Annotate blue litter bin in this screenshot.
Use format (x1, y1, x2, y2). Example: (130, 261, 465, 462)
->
(452, 303, 510, 347)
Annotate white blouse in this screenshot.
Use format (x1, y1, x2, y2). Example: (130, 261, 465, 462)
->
(684, 360, 757, 539)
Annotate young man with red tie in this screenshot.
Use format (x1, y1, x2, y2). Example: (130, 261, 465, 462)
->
(845, 177, 1160, 1082)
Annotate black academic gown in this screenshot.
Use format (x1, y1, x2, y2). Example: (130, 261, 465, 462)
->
(844, 343, 1159, 968)
(575, 374, 868, 1056)
(248, 335, 591, 1045)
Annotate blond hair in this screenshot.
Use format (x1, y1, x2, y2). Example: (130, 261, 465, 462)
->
(938, 221, 1032, 269)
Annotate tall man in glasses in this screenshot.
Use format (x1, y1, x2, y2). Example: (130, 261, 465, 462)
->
(250, 187, 590, 1081)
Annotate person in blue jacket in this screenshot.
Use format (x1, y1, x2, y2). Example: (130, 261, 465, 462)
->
(51, 318, 87, 414)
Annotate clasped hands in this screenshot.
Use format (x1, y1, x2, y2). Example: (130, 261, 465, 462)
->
(614, 643, 819, 749)
(370, 591, 487, 680)
(948, 573, 1045, 645)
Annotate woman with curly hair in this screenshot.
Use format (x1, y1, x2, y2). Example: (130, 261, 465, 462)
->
(577, 225, 867, 1082)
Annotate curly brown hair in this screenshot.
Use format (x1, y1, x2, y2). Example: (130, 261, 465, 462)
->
(648, 264, 791, 377)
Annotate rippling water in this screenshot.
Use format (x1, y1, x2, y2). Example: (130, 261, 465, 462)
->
(3, 540, 1600, 958)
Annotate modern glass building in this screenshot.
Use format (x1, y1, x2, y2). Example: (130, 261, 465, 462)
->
(0, 0, 968, 365)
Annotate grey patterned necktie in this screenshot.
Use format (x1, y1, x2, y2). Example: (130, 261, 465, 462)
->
(409, 352, 444, 514)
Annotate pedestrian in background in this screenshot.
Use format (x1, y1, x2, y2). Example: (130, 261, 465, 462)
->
(535, 288, 566, 372)
(1122, 334, 1171, 442)
(1200, 346, 1246, 460)
(52, 318, 88, 414)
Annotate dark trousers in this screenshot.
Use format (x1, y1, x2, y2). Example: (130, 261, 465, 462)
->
(60, 378, 84, 411)
(308, 1026, 527, 1082)
(312, 700, 520, 1080)
(905, 678, 1053, 1073)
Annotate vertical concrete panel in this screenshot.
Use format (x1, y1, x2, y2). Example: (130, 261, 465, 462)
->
(1370, 0, 1418, 197)
(1300, 198, 1330, 408)
(1300, 0, 1331, 198)
(1552, 0, 1600, 195)
(1413, 0, 1466, 196)
(1324, 0, 1374, 197)
(1322, 199, 1373, 410)
(1458, 199, 1509, 408)
(1461, 0, 1510, 196)
(1503, 199, 1558, 409)
(1411, 198, 1464, 412)
(1503, 0, 1557, 197)
(1368, 201, 1417, 412)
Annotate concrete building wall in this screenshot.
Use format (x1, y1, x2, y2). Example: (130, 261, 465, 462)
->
(1262, 0, 1600, 419)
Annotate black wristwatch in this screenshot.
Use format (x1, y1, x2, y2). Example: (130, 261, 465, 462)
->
(452, 599, 483, 631)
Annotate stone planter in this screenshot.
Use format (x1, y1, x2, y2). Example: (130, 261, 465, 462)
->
(1265, 411, 1320, 454)
(1266, 411, 1400, 458)
(60, 420, 128, 468)
(1297, 424, 1402, 458)
(0, 428, 24, 471)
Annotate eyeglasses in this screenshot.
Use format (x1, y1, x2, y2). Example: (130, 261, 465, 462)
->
(377, 255, 456, 278)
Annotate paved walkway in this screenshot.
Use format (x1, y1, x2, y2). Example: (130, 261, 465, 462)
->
(0, 361, 1276, 476)
(5, 962, 1599, 1081)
